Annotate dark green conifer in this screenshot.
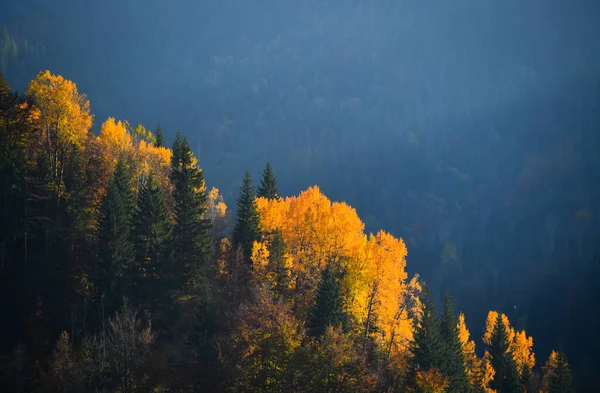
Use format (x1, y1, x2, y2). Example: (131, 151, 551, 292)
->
(154, 124, 165, 148)
(489, 314, 521, 393)
(268, 231, 290, 298)
(409, 288, 445, 387)
(257, 162, 278, 199)
(131, 174, 173, 308)
(439, 293, 469, 393)
(308, 264, 348, 337)
(232, 171, 260, 263)
(170, 135, 212, 290)
(98, 158, 135, 307)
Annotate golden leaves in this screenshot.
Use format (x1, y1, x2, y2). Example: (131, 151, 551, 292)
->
(483, 310, 536, 374)
(255, 185, 413, 352)
(512, 330, 535, 372)
(97, 117, 173, 196)
(28, 70, 92, 151)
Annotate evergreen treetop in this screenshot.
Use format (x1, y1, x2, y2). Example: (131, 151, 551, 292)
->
(98, 157, 135, 305)
(170, 135, 212, 290)
(232, 171, 260, 263)
(308, 264, 348, 337)
(154, 124, 165, 148)
(439, 293, 469, 393)
(257, 162, 278, 199)
(489, 314, 521, 393)
(410, 288, 445, 375)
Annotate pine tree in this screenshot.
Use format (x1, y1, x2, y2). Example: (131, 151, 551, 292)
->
(131, 174, 173, 309)
(170, 135, 212, 291)
(98, 157, 135, 309)
(439, 293, 469, 393)
(232, 171, 260, 263)
(154, 124, 165, 148)
(257, 162, 278, 199)
(488, 314, 521, 393)
(410, 288, 445, 380)
(308, 264, 348, 337)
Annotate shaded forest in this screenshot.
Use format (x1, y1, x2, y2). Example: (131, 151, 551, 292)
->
(1, 0, 600, 391)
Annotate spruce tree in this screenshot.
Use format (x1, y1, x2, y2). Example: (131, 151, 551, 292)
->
(171, 131, 183, 166)
(410, 288, 445, 378)
(232, 171, 260, 263)
(131, 174, 173, 309)
(308, 264, 348, 337)
(98, 158, 135, 309)
(268, 231, 290, 298)
(488, 314, 521, 393)
(170, 135, 212, 290)
(439, 293, 469, 393)
(257, 162, 278, 199)
(549, 352, 573, 393)
(154, 124, 165, 148)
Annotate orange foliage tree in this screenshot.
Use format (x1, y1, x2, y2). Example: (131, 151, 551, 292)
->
(255, 185, 417, 357)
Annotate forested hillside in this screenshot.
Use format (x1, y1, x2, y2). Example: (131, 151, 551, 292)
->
(2, 1, 600, 391)
(0, 70, 581, 392)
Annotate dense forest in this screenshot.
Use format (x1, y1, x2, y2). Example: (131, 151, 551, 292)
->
(0, 70, 581, 392)
(2, 1, 600, 392)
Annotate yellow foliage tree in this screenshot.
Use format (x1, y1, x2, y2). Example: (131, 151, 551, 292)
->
(251, 240, 271, 285)
(206, 187, 229, 238)
(511, 330, 535, 373)
(97, 117, 172, 196)
(27, 70, 93, 203)
(349, 230, 408, 350)
(97, 117, 133, 170)
(256, 186, 367, 317)
(483, 310, 535, 376)
(457, 312, 494, 392)
(255, 185, 414, 356)
(227, 286, 303, 392)
(415, 368, 449, 393)
(483, 311, 514, 345)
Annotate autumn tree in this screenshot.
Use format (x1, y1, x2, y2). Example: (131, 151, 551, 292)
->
(308, 264, 349, 337)
(170, 132, 212, 290)
(415, 368, 449, 393)
(257, 161, 278, 199)
(457, 312, 492, 392)
(98, 157, 135, 310)
(47, 331, 81, 392)
(226, 287, 302, 392)
(293, 326, 376, 392)
(205, 187, 229, 240)
(439, 293, 468, 393)
(256, 186, 367, 318)
(27, 70, 93, 204)
(541, 351, 573, 393)
(232, 171, 260, 263)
